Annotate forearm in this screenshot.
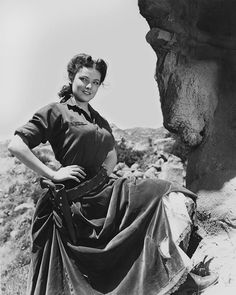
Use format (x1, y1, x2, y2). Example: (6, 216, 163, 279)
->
(8, 135, 55, 180)
(102, 148, 117, 176)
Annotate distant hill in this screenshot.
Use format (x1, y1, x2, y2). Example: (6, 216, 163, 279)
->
(111, 124, 170, 150)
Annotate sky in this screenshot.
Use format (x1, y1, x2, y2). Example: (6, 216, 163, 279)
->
(0, 0, 163, 141)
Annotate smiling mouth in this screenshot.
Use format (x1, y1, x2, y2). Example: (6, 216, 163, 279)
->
(83, 91, 92, 95)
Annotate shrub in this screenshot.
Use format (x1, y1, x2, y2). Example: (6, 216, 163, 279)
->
(116, 138, 145, 167)
(168, 135, 191, 162)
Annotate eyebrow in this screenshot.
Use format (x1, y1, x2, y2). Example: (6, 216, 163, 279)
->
(80, 75, 100, 81)
(78, 74, 101, 84)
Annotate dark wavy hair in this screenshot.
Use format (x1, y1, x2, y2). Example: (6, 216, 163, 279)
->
(58, 53, 107, 100)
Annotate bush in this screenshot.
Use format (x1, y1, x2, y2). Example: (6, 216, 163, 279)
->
(116, 138, 145, 167)
(169, 136, 191, 162)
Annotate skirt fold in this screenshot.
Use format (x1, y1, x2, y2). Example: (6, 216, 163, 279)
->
(27, 177, 198, 295)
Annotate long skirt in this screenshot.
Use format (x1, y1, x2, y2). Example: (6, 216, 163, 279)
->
(26, 177, 197, 295)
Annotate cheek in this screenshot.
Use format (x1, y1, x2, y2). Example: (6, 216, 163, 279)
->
(93, 86, 100, 93)
(72, 82, 83, 93)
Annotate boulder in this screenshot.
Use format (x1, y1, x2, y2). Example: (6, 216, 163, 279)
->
(138, 0, 236, 227)
(144, 167, 159, 179)
(133, 170, 144, 178)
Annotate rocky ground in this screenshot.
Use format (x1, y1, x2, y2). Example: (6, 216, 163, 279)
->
(191, 231, 236, 294)
(1, 127, 236, 294)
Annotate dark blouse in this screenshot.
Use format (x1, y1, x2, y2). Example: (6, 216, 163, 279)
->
(15, 97, 115, 177)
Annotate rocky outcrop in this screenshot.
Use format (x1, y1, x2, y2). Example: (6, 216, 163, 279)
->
(138, 3, 236, 268)
(138, 0, 236, 192)
(138, 2, 236, 289)
(138, 0, 236, 182)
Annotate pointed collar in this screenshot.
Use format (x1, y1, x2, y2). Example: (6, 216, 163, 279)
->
(62, 96, 98, 123)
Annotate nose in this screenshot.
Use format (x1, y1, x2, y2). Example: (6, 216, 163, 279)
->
(85, 82, 92, 89)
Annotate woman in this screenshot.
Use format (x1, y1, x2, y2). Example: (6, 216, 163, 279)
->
(8, 53, 217, 295)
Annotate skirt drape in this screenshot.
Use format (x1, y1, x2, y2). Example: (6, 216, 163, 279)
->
(27, 177, 197, 295)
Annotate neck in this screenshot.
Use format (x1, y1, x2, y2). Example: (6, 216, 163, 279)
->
(72, 96, 89, 112)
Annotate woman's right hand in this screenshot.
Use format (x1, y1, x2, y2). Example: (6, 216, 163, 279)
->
(51, 165, 86, 183)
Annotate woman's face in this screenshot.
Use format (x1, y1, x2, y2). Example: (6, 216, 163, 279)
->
(72, 66, 101, 104)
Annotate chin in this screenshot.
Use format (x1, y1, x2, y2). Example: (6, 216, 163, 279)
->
(76, 96, 92, 103)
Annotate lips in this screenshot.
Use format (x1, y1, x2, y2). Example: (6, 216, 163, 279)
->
(83, 91, 92, 95)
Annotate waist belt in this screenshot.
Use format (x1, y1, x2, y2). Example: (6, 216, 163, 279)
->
(40, 166, 108, 202)
(40, 166, 108, 244)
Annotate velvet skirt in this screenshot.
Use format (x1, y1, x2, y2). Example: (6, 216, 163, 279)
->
(26, 177, 197, 295)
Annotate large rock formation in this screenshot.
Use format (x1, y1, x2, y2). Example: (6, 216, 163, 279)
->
(138, 0, 236, 230)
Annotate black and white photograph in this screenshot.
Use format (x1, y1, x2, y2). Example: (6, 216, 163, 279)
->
(1, 0, 236, 294)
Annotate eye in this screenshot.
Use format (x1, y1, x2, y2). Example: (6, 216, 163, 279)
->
(93, 81, 100, 86)
(80, 77, 89, 83)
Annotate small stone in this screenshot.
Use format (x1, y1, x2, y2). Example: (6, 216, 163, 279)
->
(144, 167, 158, 179)
(130, 163, 140, 171)
(14, 203, 34, 212)
(133, 170, 144, 178)
(123, 171, 134, 178)
(153, 158, 165, 170)
(116, 170, 125, 177)
(122, 166, 131, 172)
(10, 230, 18, 239)
(114, 162, 126, 172)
